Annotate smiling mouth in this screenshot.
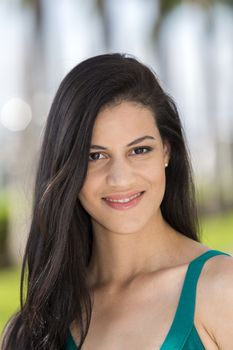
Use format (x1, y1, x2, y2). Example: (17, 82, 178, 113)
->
(103, 191, 145, 203)
(102, 191, 145, 210)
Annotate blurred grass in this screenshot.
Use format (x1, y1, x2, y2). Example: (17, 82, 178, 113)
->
(0, 266, 21, 338)
(0, 210, 233, 336)
(201, 210, 233, 253)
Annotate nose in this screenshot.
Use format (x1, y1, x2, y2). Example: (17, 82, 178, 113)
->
(106, 157, 135, 187)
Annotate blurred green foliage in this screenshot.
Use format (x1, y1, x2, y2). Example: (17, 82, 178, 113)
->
(0, 191, 10, 267)
(201, 211, 233, 251)
(0, 267, 20, 338)
(0, 211, 232, 336)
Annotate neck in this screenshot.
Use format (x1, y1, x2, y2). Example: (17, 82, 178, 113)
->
(86, 211, 184, 290)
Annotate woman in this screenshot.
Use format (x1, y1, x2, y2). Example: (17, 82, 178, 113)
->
(1, 53, 233, 350)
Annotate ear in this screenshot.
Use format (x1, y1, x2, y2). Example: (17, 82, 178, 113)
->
(162, 139, 170, 164)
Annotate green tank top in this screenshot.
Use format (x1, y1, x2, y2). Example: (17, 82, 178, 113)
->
(66, 249, 231, 350)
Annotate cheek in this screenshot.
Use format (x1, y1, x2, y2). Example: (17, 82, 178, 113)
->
(78, 183, 91, 204)
(145, 161, 166, 185)
(145, 164, 167, 203)
(78, 174, 99, 210)
(78, 188, 95, 219)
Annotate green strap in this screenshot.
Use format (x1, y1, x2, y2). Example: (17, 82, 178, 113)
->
(66, 330, 78, 349)
(160, 250, 231, 350)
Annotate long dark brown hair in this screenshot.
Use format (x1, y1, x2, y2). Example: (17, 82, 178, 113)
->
(1, 53, 200, 349)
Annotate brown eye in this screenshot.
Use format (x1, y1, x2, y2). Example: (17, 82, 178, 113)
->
(131, 146, 153, 155)
(88, 152, 106, 161)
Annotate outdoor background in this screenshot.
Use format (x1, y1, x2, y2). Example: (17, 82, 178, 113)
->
(0, 0, 233, 338)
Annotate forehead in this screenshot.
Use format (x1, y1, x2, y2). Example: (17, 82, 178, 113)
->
(92, 101, 160, 142)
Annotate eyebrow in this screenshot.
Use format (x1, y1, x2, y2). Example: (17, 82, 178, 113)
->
(90, 135, 156, 150)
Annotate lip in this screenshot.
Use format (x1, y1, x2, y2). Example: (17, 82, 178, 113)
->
(103, 190, 145, 200)
(102, 191, 145, 211)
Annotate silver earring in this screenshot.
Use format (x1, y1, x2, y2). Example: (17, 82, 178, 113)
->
(165, 162, 168, 167)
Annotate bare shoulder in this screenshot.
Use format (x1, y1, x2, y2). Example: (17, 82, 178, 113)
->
(200, 251, 233, 291)
(198, 251, 233, 350)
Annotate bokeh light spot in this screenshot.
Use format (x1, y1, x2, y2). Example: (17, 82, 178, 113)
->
(0, 98, 32, 131)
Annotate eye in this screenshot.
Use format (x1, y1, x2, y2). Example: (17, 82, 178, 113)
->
(88, 152, 106, 161)
(131, 146, 153, 155)
(88, 146, 153, 162)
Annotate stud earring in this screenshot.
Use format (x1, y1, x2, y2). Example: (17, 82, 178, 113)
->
(165, 162, 168, 167)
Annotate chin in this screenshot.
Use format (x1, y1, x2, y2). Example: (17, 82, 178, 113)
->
(101, 217, 150, 235)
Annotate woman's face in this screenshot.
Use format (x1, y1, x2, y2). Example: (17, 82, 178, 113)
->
(78, 101, 170, 234)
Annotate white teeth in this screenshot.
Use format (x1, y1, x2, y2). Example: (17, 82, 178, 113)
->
(105, 192, 142, 203)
